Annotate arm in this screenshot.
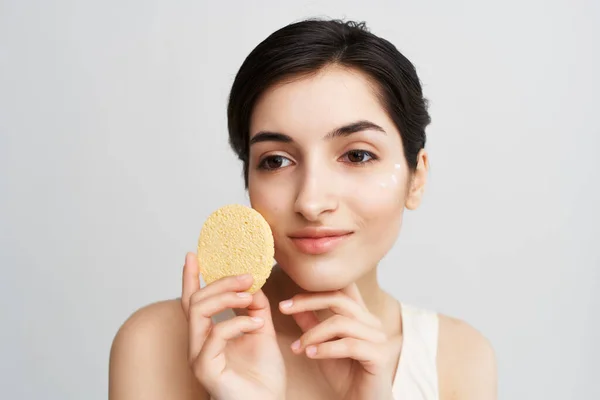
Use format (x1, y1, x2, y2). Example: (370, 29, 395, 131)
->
(437, 315, 498, 400)
(108, 300, 209, 400)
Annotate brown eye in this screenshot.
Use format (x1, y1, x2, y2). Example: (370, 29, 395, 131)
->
(344, 150, 375, 164)
(258, 155, 291, 170)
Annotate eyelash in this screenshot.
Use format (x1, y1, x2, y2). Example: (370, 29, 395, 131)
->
(257, 149, 378, 171)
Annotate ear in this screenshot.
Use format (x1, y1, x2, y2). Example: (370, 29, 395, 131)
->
(405, 149, 429, 210)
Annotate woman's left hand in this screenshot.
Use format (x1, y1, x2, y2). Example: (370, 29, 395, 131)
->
(278, 284, 402, 400)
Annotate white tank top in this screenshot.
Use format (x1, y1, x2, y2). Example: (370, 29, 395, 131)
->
(391, 303, 440, 400)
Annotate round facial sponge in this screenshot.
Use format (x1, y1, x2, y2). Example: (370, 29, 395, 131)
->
(197, 204, 275, 294)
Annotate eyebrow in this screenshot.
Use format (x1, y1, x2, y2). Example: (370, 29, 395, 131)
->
(249, 120, 387, 146)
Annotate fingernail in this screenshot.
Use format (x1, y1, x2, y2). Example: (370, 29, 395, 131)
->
(279, 299, 293, 309)
(306, 345, 317, 357)
(237, 292, 251, 298)
(291, 340, 300, 351)
(251, 317, 264, 324)
(237, 274, 251, 281)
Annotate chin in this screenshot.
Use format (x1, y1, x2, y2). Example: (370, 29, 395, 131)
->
(275, 253, 365, 292)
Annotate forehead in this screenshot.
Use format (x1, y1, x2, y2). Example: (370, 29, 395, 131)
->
(249, 66, 394, 138)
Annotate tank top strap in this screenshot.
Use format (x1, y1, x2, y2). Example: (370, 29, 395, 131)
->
(391, 303, 440, 400)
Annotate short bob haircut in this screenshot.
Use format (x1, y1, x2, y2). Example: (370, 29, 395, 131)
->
(227, 18, 431, 187)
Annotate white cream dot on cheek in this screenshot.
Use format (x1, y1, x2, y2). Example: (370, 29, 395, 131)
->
(343, 171, 404, 216)
(376, 166, 402, 191)
(377, 177, 396, 191)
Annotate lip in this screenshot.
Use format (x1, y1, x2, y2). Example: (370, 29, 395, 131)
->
(288, 227, 354, 255)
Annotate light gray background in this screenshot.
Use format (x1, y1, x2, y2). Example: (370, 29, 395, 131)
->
(1, 1, 598, 399)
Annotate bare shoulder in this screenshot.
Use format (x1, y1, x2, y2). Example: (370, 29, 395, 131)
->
(436, 313, 498, 400)
(109, 299, 207, 400)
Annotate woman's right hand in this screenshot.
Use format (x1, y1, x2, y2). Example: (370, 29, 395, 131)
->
(181, 253, 286, 400)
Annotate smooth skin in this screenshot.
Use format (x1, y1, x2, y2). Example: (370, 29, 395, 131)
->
(109, 65, 497, 400)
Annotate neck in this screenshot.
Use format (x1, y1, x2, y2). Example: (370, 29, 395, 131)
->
(354, 264, 388, 315)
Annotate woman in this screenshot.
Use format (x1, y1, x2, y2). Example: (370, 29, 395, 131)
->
(109, 18, 497, 400)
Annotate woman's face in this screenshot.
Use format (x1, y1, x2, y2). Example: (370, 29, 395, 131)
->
(247, 65, 426, 292)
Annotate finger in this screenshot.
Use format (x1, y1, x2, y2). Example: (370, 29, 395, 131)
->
(188, 274, 254, 310)
(291, 315, 386, 354)
(279, 291, 380, 328)
(245, 289, 277, 336)
(305, 338, 385, 374)
(188, 292, 254, 361)
(197, 316, 265, 374)
(291, 310, 320, 333)
(181, 252, 200, 316)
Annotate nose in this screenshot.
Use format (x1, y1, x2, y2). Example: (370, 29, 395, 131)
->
(293, 165, 338, 222)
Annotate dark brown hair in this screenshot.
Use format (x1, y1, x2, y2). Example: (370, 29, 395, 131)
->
(227, 18, 431, 187)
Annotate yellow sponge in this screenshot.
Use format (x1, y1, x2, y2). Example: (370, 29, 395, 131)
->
(197, 204, 274, 293)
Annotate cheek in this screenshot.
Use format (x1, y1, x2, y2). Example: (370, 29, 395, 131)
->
(343, 166, 407, 258)
(344, 164, 407, 216)
(248, 177, 291, 235)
